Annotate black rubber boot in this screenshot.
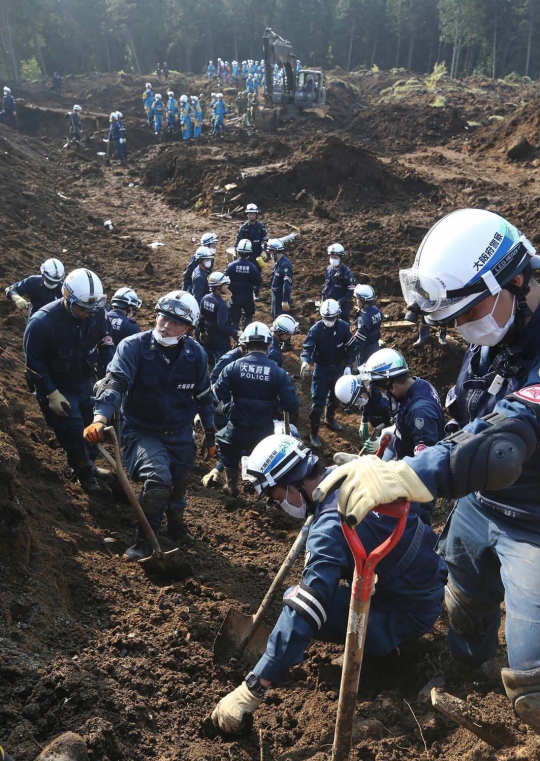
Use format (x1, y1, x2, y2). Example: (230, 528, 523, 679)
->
(78, 466, 109, 497)
(167, 479, 190, 542)
(325, 407, 343, 432)
(123, 530, 153, 562)
(309, 406, 324, 448)
(223, 467, 239, 497)
(414, 325, 430, 346)
(439, 328, 447, 346)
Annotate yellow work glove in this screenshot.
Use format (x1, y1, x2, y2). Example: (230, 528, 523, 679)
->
(47, 389, 71, 417)
(211, 682, 262, 734)
(11, 293, 29, 311)
(256, 255, 267, 269)
(312, 456, 434, 527)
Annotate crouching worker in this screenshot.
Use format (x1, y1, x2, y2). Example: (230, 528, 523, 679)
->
(211, 434, 447, 734)
(84, 291, 215, 559)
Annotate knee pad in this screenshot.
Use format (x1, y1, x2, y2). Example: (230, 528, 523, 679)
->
(445, 579, 500, 640)
(140, 479, 172, 518)
(502, 666, 540, 733)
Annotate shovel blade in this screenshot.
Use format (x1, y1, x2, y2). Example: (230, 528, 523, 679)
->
(138, 548, 192, 580)
(213, 608, 270, 664)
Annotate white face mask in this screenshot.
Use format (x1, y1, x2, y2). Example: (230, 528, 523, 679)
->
(329, 257, 340, 267)
(323, 318, 337, 328)
(152, 328, 182, 347)
(203, 259, 213, 269)
(280, 486, 307, 520)
(456, 293, 515, 347)
(43, 279, 58, 289)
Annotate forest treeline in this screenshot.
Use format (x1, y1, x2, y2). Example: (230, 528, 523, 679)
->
(1, 0, 540, 82)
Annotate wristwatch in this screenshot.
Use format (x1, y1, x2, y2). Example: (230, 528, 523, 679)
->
(244, 671, 270, 699)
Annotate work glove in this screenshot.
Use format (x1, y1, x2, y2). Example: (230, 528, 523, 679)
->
(312, 457, 434, 527)
(202, 467, 221, 487)
(47, 390, 71, 417)
(359, 422, 369, 442)
(10, 293, 29, 311)
(343, 366, 352, 375)
(84, 422, 105, 444)
(281, 302, 290, 312)
(202, 430, 216, 459)
(300, 362, 310, 379)
(215, 400, 224, 415)
(363, 437, 380, 454)
(211, 682, 263, 734)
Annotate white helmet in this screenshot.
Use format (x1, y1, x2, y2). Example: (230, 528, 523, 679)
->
(211, 92, 217, 98)
(272, 314, 299, 335)
(73, 104, 82, 112)
(195, 245, 215, 261)
(354, 284, 376, 302)
(167, 91, 174, 97)
(335, 374, 364, 406)
(3, 87, 11, 94)
(239, 321, 272, 346)
(115, 111, 123, 119)
(245, 203, 259, 215)
(242, 434, 318, 504)
(399, 209, 536, 326)
(363, 348, 409, 381)
(217, 93, 224, 99)
(267, 239, 285, 253)
(109, 112, 118, 121)
(41, 258, 65, 285)
(201, 231, 219, 247)
(111, 287, 142, 310)
(155, 290, 199, 327)
(320, 299, 341, 320)
(328, 243, 345, 257)
(155, 93, 162, 100)
(180, 94, 188, 103)
(208, 271, 230, 289)
(237, 239, 252, 255)
(62, 269, 106, 312)
(146, 83, 152, 89)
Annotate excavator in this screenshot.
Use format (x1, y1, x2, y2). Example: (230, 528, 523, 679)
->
(261, 28, 326, 110)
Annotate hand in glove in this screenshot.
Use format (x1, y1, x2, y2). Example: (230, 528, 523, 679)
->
(363, 437, 380, 454)
(11, 293, 29, 311)
(281, 302, 290, 312)
(202, 430, 216, 459)
(359, 422, 369, 442)
(300, 361, 310, 379)
(211, 682, 262, 734)
(84, 422, 105, 444)
(47, 390, 71, 417)
(202, 467, 221, 487)
(312, 457, 434, 527)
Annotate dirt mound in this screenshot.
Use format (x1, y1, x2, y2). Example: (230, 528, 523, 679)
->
(325, 79, 365, 123)
(470, 98, 540, 157)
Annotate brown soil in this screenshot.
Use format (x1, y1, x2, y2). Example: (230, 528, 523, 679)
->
(1, 69, 540, 761)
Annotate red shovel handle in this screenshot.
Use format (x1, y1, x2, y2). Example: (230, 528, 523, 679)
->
(341, 501, 410, 603)
(376, 432, 393, 459)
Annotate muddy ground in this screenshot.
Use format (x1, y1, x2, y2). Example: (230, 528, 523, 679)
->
(2, 69, 540, 760)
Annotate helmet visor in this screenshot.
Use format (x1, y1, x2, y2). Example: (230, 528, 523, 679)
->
(399, 268, 454, 314)
(73, 293, 107, 312)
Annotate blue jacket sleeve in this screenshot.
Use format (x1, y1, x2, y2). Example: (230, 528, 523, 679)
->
(216, 300, 238, 338)
(282, 262, 293, 303)
(363, 385, 390, 420)
(276, 367, 299, 416)
(300, 326, 317, 364)
(194, 348, 214, 430)
(210, 349, 241, 384)
(24, 314, 56, 394)
(192, 273, 206, 304)
(405, 399, 443, 451)
(252, 262, 262, 296)
(214, 363, 233, 403)
(93, 337, 141, 420)
(8, 276, 38, 299)
(235, 225, 246, 245)
(344, 324, 356, 365)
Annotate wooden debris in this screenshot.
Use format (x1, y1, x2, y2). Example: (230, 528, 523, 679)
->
(431, 688, 514, 749)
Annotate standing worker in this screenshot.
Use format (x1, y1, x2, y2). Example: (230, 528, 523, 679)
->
(214, 323, 298, 497)
(6, 258, 64, 317)
(212, 433, 447, 734)
(235, 204, 269, 273)
(142, 83, 154, 126)
(353, 284, 382, 365)
(84, 291, 215, 557)
(1, 86, 18, 130)
(301, 299, 356, 447)
(269, 239, 293, 319)
(269, 314, 300, 367)
(191, 96, 202, 139)
(182, 234, 218, 293)
(200, 272, 238, 365)
(107, 287, 141, 346)
(321, 243, 356, 322)
(151, 93, 164, 136)
(191, 246, 215, 305)
(23, 269, 114, 496)
(179, 95, 191, 141)
(225, 239, 261, 329)
(166, 91, 179, 134)
(65, 104, 83, 144)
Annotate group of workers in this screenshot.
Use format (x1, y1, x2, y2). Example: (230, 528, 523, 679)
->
(142, 83, 208, 138)
(5, 204, 540, 747)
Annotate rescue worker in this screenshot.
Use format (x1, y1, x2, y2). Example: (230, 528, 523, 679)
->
(322, 244, 356, 322)
(214, 323, 298, 497)
(1, 86, 18, 130)
(107, 112, 126, 163)
(301, 299, 356, 447)
(269, 313, 300, 367)
(191, 96, 202, 139)
(208, 61, 216, 79)
(162, 62, 169, 79)
(316, 208, 540, 734)
(339, 348, 445, 524)
(166, 91, 179, 133)
(200, 272, 238, 365)
(107, 287, 141, 346)
(192, 246, 215, 305)
(151, 93, 164, 135)
(6, 258, 64, 317)
(235, 204, 268, 272)
(212, 433, 447, 734)
(179, 95, 191, 141)
(209, 92, 218, 130)
(235, 90, 247, 117)
(65, 104, 83, 143)
(115, 111, 128, 163)
(84, 291, 214, 557)
(23, 269, 114, 496)
(248, 92, 259, 129)
(226, 239, 262, 329)
(142, 83, 154, 126)
(411, 315, 447, 347)
(182, 233, 218, 293)
(213, 93, 229, 137)
(269, 239, 292, 319)
(52, 71, 62, 95)
(353, 284, 382, 365)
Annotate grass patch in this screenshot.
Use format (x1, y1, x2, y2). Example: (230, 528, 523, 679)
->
(430, 95, 447, 108)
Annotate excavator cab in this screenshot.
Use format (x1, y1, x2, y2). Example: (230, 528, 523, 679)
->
(295, 70, 325, 108)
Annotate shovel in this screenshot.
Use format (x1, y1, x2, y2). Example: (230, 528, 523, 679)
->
(331, 500, 410, 761)
(97, 427, 192, 579)
(213, 514, 314, 663)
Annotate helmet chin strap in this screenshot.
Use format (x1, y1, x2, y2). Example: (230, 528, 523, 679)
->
(502, 266, 533, 338)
